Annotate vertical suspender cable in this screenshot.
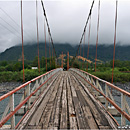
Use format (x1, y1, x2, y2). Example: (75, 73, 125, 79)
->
(36, 0, 40, 74)
(61, 52, 63, 68)
(67, 52, 69, 70)
(41, 0, 57, 65)
(21, 0, 25, 83)
(95, 0, 100, 72)
(52, 47, 53, 62)
(83, 31, 86, 69)
(112, 0, 118, 84)
(86, 16, 91, 72)
(49, 34, 51, 67)
(44, 18, 47, 72)
(80, 45, 82, 56)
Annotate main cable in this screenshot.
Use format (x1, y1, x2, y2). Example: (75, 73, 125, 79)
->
(41, 0, 57, 61)
(71, 0, 95, 66)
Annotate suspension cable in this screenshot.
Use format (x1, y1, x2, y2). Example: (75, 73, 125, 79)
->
(71, 0, 95, 66)
(41, 0, 57, 61)
(79, 44, 82, 68)
(48, 34, 51, 67)
(36, 0, 40, 74)
(0, 23, 20, 38)
(95, 0, 100, 72)
(44, 18, 47, 72)
(82, 31, 86, 69)
(112, 0, 118, 84)
(0, 8, 34, 42)
(0, 17, 21, 37)
(52, 47, 53, 64)
(83, 31, 86, 60)
(21, 0, 25, 83)
(86, 16, 91, 72)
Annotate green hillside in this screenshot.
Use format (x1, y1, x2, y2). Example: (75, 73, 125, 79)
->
(0, 43, 130, 62)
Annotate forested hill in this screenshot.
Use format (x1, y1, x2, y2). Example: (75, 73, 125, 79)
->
(0, 43, 130, 62)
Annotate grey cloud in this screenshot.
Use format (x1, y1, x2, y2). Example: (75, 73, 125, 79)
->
(0, 0, 130, 52)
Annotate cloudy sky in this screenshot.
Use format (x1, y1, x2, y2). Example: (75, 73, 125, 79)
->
(0, 0, 130, 52)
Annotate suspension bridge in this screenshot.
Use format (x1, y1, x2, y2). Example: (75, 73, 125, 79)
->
(0, 0, 130, 129)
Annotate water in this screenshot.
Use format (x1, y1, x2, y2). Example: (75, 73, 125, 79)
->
(113, 95, 130, 125)
(0, 93, 23, 126)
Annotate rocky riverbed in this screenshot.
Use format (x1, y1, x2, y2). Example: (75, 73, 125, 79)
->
(112, 82, 130, 96)
(0, 81, 130, 95)
(0, 82, 23, 94)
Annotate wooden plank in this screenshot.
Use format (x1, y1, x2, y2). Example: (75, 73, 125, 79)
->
(69, 75, 88, 129)
(27, 73, 61, 126)
(70, 74, 98, 129)
(37, 73, 63, 129)
(72, 73, 113, 129)
(48, 75, 64, 129)
(66, 76, 78, 129)
(60, 73, 68, 129)
(17, 73, 60, 129)
(71, 73, 106, 126)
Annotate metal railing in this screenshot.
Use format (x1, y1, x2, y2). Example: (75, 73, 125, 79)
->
(69, 68, 130, 126)
(0, 68, 62, 129)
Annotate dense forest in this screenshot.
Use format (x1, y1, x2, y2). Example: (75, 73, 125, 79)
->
(1, 43, 130, 61)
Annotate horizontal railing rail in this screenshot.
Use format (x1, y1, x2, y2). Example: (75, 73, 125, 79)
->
(69, 68, 130, 126)
(0, 68, 62, 129)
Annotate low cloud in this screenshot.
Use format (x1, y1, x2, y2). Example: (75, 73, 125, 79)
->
(0, 0, 130, 52)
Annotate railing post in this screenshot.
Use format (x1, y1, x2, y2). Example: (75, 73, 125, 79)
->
(121, 93, 126, 126)
(44, 75, 47, 88)
(90, 77, 94, 92)
(95, 79, 98, 97)
(27, 84, 30, 110)
(35, 80, 40, 97)
(10, 94, 15, 129)
(105, 83, 108, 110)
(41, 76, 44, 92)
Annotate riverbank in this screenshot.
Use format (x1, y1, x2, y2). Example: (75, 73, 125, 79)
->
(90, 71, 130, 83)
(0, 82, 22, 94)
(0, 81, 130, 95)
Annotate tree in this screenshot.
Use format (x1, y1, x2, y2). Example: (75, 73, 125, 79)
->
(6, 64, 14, 71)
(40, 56, 45, 68)
(0, 61, 8, 66)
(13, 62, 21, 71)
(32, 56, 38, 67)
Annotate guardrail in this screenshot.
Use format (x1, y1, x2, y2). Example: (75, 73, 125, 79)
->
(0, 68, 62, 129)
(69, 68, 130, 126)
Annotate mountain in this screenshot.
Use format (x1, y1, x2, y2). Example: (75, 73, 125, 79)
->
(0, 43, 130, 62)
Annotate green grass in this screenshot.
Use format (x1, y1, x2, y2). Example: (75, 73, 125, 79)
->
(89, 71, 130, 83)
(0, 69, 46, 83)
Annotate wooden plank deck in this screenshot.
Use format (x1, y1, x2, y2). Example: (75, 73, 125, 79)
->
(17, 71, 117, 129)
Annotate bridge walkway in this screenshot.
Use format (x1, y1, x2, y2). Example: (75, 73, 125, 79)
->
(17, 71, 117, 129)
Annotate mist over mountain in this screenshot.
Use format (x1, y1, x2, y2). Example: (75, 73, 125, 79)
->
(0, 43, 130, 62)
